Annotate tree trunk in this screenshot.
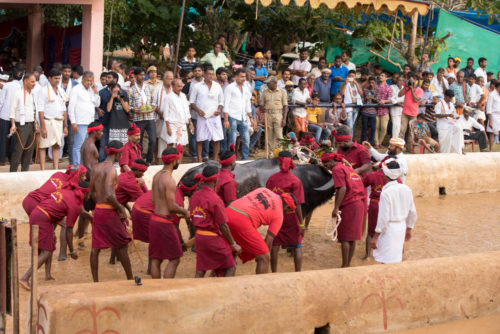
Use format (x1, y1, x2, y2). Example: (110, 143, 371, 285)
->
(406, 11, 418, 69)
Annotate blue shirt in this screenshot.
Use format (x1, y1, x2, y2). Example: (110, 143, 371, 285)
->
(99, 87, 112, 126)
(329, 65, 348, 95)
(254, 66, 268, 91)
(313, 77, 332, 102)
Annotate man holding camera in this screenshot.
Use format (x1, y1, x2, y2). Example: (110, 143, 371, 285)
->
(398, 73, 423, 151)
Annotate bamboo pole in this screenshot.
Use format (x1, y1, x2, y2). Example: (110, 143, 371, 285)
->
(173, 0, 187, 71)
(11, 219, 19, 334)
(29, 225, 38, 334)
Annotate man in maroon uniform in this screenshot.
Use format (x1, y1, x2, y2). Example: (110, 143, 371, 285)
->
(334, 125, 372, 175)
(19, 181, 89, 290)
(266, 150, 305, 272)
(190, 165, 241, 277)
(115, 159, 149, 209)
(322, 152, 365, 268)
(216, 145, 237, 206)
(119, 123, 142, 172)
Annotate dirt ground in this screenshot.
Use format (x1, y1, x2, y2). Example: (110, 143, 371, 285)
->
(6, 192, 500, 332)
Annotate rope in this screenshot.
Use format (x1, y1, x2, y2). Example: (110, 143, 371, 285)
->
(13, 128, 37, 151)
(324, 211, 342, 242)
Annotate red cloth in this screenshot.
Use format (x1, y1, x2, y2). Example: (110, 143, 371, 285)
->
(119, 141, 142, 173)
(92, 204, 131, 249)
(23, 171, 68, 215)
(166, 187, 185, 225)
(148, 212, 183, 260)
(216, 168, 237, 206)
(337, 142, 371, 174)
(36, 189, 83, 228)
(331, 163, 365, 207)
(266, 171, 305, 246)
(229, 188, 284, 236)
(338, 200, 364, 241)
(403, 87, 423, 117)
(367, 200, 379, 238)
(29, 208, 56, 252)
(115, 171, 148, 205)
(226, 206, 269, 263)
(190, 186, 234, 271)
(363, 170, 386, 201)
(131, 191, 153, 243)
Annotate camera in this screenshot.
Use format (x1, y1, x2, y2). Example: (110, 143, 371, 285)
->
(118, 92, 126, 99)
(408, 80, 414, 87)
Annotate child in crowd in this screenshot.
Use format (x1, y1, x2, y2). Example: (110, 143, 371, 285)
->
(413, 114, 439, 153)
(306, 93, 331, 143)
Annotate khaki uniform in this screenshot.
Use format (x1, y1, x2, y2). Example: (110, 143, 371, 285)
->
(261, 88, 287, 157)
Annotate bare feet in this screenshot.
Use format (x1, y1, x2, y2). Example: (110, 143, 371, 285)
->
(19, 279, 30, 291)
(58, 254, 67, 261)
(45, 276, 55, 281)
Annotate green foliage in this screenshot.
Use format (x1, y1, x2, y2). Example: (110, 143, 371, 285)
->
(43, 4, 82, 28)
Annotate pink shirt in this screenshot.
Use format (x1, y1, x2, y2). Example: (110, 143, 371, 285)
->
(402, 87, 423, 117)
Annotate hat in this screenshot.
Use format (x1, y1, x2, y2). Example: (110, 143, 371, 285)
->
(265, 76, 277, 83)
(447, 73, 456, 79)
(389, 137, 405, 149)
(382, 158, 402, 180)
(321, 68, 331, 73)
(254, 52, 264, 59)
(285, 80, 294, 86)
(454, 57, 462, 63)
(146, 65, 157, 74)
(0, 74, 9, 81)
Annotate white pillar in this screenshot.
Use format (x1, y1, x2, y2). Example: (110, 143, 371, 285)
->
(81, 0, 104, 77)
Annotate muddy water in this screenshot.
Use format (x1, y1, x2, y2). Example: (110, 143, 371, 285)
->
(7, 192, 500, 333)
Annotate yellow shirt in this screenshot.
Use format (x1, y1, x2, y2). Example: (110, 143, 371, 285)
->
(306, 107, 322, 123)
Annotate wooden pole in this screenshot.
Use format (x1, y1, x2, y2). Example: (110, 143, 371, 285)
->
(173, 0, 187, 71)
(11, 219, 19, 334)
(264, 112, 269, 158)
(106, 0, 115, 69)
(419, 3, 433, 69)
(29, 225, 38, 334)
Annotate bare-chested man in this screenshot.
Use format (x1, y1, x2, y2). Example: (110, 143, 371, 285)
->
(148, 145, 190, 279)
(90, 140, 133, 282)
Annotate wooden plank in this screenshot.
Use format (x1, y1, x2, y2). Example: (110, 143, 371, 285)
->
(11, 219, 19, 334)
(30, 225, 38, 334)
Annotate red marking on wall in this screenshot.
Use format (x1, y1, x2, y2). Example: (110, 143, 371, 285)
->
(71, 302, 121, 334)
(37, 298, 48, 334)
(360, 272, 404, 330)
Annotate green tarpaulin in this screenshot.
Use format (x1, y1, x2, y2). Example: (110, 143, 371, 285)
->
(432, 10, 500, 73)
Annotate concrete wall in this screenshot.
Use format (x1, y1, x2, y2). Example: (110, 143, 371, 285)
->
(36, 251, 500, 333)
(1, 153, 499, 221)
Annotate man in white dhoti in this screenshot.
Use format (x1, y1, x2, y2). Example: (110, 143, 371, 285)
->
(189, 66, 224, 162)
(370, 159, 417, 264)
(158, 79, 193, 156)
(362, 137, 408, 183)
(37, 69, 68, 170)
(434, 89, 464, 154)
(486, 81, 500, 151)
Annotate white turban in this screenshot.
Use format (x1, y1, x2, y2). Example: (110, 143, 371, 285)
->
(382, 158, 402, 180)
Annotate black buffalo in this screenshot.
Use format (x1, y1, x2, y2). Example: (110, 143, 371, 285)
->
(179, 159, 335, 218)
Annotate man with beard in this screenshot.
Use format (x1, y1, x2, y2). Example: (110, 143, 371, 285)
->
(362, 137, 408, 183)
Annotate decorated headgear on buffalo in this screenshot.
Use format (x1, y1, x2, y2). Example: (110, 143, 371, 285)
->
(179, 176, 199, 192)
(382, 158, 402, 180)
(131, 159, 149, 172)
(195, 165, 220, 184)
(219, 144, 236, 166)
(281, 192, 297, 212)
(332, 127, 351, 143)
(321, 152, 344, 163)
(105, 140, 125, 155)
(278, 150, 295, 172)
(127, 123, 141, 136)
(87, 121, 103, 134)
(161, 144, 183, 164)
(389, 137, 405, 149)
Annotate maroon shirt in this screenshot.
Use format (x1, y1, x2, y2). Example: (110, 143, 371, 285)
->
(362, 170, 386, 201)
(331, 163, 365, 207)
(216, 168, 237, 206)
(265, 171, 305, 204)
(29, 171, 68, 202)
(134, 190, 154, 212)
(119, 141, 142, 173)
(115, 171, 148, 205)
(337, 142, 371, 174)
(190, 185, 228, 234)
(38, 189, 84, 227)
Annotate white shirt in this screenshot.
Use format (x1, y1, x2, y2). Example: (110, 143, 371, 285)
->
(153, 85, 172, 109)
(474, 67, 487, 82)
(0, 80, 22, 120)
(36, 84, 67, 119)
(486, 89, 500, 115)
(310, 67, 322, 79)
(456, 115, 484, 134)
(189, 80, 224, 118)
(115, 72, 125, 87)
(10, 88, 36, 123)
(59, 78, 77, 99)
(434, 98, 457, 130)
(369, 148, 408, 183)
(277, 79, 288, 90)
(343, 62, 356, 71)
(223, 81, 251, 121)
(165, 91, 191, 125)
(468, 83, 483, 104)
(291, 87, 309, 118)
(68, 84, 100, 125)
(431, 77, 449, 96)
(289, 59, 312, 85)
(343, 82, 363, 112)
(39, 74, 48, 87)
(390, 84, 405, 116)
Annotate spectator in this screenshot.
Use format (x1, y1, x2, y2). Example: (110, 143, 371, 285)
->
(252, 52, 268, 92)
(339, 70, 363, 138)
(390, 75, 405, 138)
(289, 48, 312, 86)
(177, 46, 198, 78)
(419, 79, 433, 115)
(97, 71, 119, 161)
(431, 68, 449, 97)
(486, 81, 500, 151)
(68, 71, 100, 165)
(110, 59, 125, 86)
(277, 69, 292, 90)
(358, 68, 370, 89)
(445, 57, 457, 78)
(260, 76, 288, 157)
(341, 51, 356, 71)
(200, 42, 231, 72)
(486, 72, 495, 89)
(249, 94, 263, 154)
(462, 57, 475, 79)
(398, 72, 423, 148)
(375, 72, 392, 148)
(59, 64, 78, 163)
(291, 78, 311, 137)
(474, 57, 487, 82)
(475, 76, 489, 126)
(434, 89, 463, 154)
(416, 53, 434, 75)
(449, 71, 470, 115)
(412, 114, 439, 153)
(97, 72, 108, 91)
(72, 65, 83, 84)
(127, 67, 155, 164)
(402, 64, 411, 81)
(326, 93, 347, 130)
(468, 74, 485, 120)
(306, 73, 315, 96)
(329, 55, 348, 96)
(310, 56, 327, 79)
(423, 93, 439, 141)
(106, 83, 130, 146)
(361, 77, 378, 146)
(307, 92, 331, 143)
(285, 81, 295, 104)
(264, 49, 277, 76)
(216, 67, 229, 91)
(456, 108, 488, 151)
(145, 66, 162, 91)
(162, 78, 193, 149)
(313, 68, 332, 103)
(0, 68, 22, 165)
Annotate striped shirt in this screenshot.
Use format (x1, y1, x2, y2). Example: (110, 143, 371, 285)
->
(177, 57, 199, 74)
(128, 83, 155, 121)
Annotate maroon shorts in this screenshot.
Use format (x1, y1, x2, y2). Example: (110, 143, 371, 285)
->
(338, 200, 364, 242)
(195, 231, 235, 272)
(29, 207, 55, 252)
(131, 204, 152, 243)
(23, 194, 39, 217)
(367, 199, 379, 238)
(273, 212, 302, 247)
(148, 213, 183, 260)
(92, 203, 130, 249)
